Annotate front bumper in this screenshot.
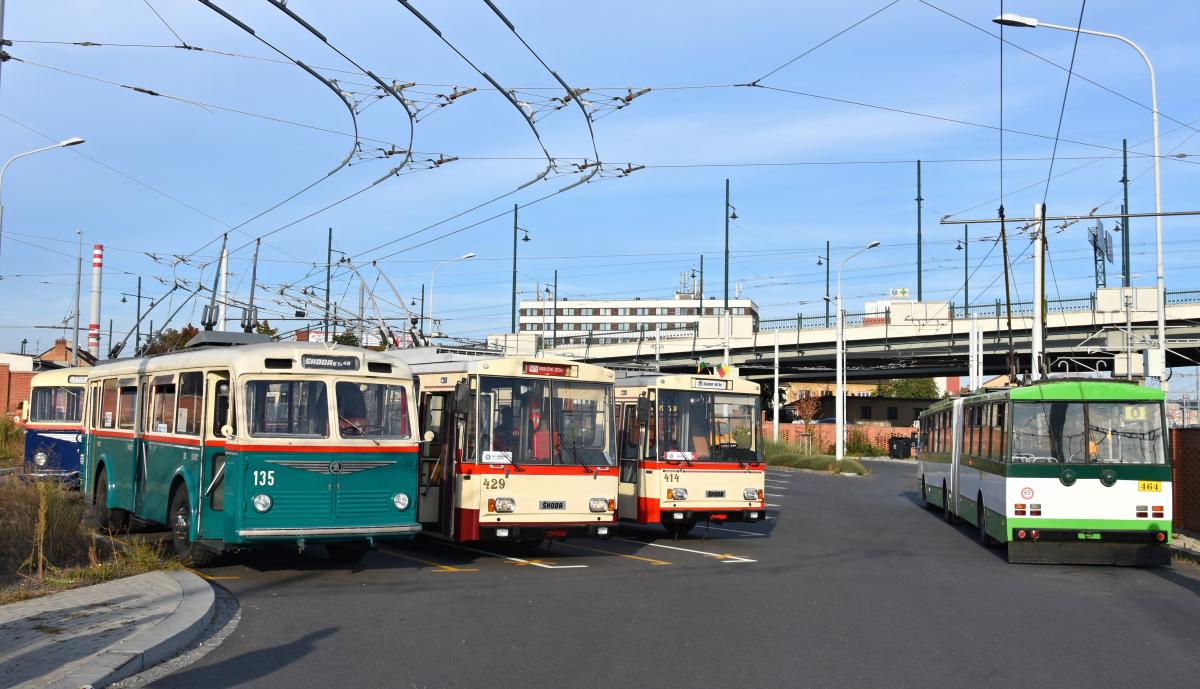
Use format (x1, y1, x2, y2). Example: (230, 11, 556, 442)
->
(659, 508, 766, 524)
(238, 524, 422, 541)
(23, 468, 81, 488)
(477, 522, 613, 541)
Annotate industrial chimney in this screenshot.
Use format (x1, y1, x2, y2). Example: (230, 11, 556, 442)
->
(88, 244, 103, 358)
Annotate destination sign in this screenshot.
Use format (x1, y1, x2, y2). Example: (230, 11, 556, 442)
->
(301, 354, 359, 371)
(693, 378, 730, 390)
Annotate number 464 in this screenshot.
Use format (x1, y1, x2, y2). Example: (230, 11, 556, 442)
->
(252, 470, 275, 486)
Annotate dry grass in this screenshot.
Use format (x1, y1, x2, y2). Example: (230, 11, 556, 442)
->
(0, 477, 177, 604)
(0, 417, 23, 468)
(763, 440, 870, 475)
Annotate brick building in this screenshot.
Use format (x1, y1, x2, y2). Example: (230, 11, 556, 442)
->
(36, 338, 97, 368)
(1171, 428, 1200, 536)
(0, 353, 36, 418)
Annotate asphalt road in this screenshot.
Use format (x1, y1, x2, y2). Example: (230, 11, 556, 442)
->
(142, 461, 1200, 689)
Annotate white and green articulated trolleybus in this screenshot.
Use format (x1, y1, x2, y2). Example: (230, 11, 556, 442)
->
(917, 379, 1171, 565)
(81, 337, 422, 564)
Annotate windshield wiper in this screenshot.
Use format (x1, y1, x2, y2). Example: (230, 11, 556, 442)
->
(561, 436, 593, 473)
(338, 415, 379, 446)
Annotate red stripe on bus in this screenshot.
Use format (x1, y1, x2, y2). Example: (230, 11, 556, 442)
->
(24, 424, 81, 432)
(91, 429, 135, 439)
(457, 463, 615, 476)
(226, 443, 419, 454)
(142, 433, 202, 446)
(639, 460, 764, 472)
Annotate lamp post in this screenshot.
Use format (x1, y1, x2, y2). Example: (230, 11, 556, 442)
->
(0, 137, 85, 267)
(723, 179, 738, 365)
(835, 240, 880, 463)
(511, 205, 531, 335)
(427, 252, 476, 338)
(994, 13, 1166, 381)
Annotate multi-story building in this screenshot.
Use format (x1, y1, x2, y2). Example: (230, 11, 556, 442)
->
(516, 294, 759, 347)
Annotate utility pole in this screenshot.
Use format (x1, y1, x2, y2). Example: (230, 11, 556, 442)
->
(358, 281, 365, 345)
(824, 240, 831, 327)
(419, 284, 425, 337)
(698, 254, 704, 301)
(773, 332, 780, 443)
(0, 0, 6, 95)
(723, 178, 731, 313)
(71, 230, 81, 366)
(963, 224, 969, 314)
(1031, 203, 1047, 381)
(552, 269, 558, 348)
(511, 204, 518, 334)
(135, 276, 142, 354)
(216, 244, 228, 331)
(1121, 138, 1131, 287)
(324, 227, 332, 341)
(916, 159, 923, 301)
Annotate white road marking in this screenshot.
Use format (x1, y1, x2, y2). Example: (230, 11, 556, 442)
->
(702, 525, 769, 537)
(615, 537, 756, 563)
(766, 503, 782, 507)
(765, 478, 791, 484)
(443, 542, 588, 569)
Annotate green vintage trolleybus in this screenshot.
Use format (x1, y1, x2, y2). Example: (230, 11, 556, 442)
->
(917, 379, 1171, 565)
(82, 339, 421, 564)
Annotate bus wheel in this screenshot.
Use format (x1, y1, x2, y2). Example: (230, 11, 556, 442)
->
(92, 468, 129, 533)
(664, 520, 696, 537)
(169, 486, 214, 567)
(941, 483, 953, 523)
(977, 502, 991, 547)
(326, 544, 368, 565)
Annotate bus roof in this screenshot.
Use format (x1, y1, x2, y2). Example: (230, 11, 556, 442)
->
(615, 372, 760, 397)
(1009, 379, 1164, 402)
(85, 341, 412, 380)
(390, 347, 614, 383)
(30, 367, 90, 388)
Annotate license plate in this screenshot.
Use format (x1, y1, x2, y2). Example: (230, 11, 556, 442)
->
(539, 501, 565, 510)
(706, 490, 726, 498)
(1137, 481, 1161, 492)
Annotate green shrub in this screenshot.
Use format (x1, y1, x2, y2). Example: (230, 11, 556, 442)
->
(0, 416, 23, 466)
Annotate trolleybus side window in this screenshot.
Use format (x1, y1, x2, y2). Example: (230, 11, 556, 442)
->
(335, 381, 410, 438)
(149, 374, 177, 434)
(177, 372, 203, 436)
(97, 379, 118, 429)
(420, 393, 447, 461)
(208, 373, 231, 512)
(620, 403, 640, 461)
(995, 403, 1006, 461)
(30, 385, 83, 423)
(246, 380, 329, 438)
(117, 380, 138, 431)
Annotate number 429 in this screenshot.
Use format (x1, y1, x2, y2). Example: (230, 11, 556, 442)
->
(252, 470, 275, 487)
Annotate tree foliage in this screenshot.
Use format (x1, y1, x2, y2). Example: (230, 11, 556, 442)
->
(255, 320, 279, 338)
(874, 378, 940, 399)
(143, 324, 199, 355)
(332, 332, 361, 347)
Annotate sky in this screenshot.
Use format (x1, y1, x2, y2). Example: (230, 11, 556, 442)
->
(2, 0, 1199, 358)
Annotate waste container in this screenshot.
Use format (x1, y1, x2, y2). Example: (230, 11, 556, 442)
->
(888, 436, 914, 459)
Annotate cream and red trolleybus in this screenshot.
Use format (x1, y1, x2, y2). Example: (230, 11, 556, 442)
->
(615, 372, 766, 535)
(81, 336, 421, 564)
(392, 348, 618, 542)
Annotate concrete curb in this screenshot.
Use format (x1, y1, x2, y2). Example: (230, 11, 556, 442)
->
(55, 570, 215, 689)
(766, 464, 866, 477)
(1171, 543, 1200, 567)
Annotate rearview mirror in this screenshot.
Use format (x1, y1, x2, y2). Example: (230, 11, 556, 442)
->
(637, 396, 651, 419)
(423, 430, 435, 443)
(454, 380, 472, 410)
(221, 424, 235, 441)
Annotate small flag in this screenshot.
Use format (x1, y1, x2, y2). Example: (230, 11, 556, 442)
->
(717, 363, 729, 378)
(696, 361, 709, 374)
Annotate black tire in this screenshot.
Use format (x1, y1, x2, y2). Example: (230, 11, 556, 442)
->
(664, 520, 697, 537)
(977, 501, 991, 547)
(942, 483, 953, 523)
(92, 467, 129, 532)
(326, 543, 368, 565)
(170, 486, 214, 566)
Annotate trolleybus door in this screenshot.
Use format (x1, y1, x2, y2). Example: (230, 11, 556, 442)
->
(417, 392, 449, 525)
(198, 371, 231, 540)
(617, 401, 644, 518)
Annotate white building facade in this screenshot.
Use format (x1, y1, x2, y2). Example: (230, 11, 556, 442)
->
(516, 294, 759, 347)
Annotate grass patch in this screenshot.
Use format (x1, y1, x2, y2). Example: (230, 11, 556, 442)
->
(0, 416, 23, 469)
(763, 439, 870, 475)
(0, 476, 178, 604)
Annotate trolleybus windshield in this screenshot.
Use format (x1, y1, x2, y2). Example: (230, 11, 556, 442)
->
(246, 380, 329, 438)
(657, 391, 761, 463)
(476, 376, 614, 466)
(1010, 401, 1164, 465)
(29, 385, 83, 423)
(335, 381, 410, 438)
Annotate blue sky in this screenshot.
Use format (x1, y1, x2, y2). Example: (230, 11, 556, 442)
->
(2, 0, 1199, 354)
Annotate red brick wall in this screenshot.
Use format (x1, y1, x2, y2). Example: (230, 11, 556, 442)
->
(1171, 429, 1200, 534)
(763, 422, 915, 455)
(0, 364, 35, 418)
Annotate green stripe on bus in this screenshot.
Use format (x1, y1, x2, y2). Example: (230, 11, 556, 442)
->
(1008, 517, 1170, 535)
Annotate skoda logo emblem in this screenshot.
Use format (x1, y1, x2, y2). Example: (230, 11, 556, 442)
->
(329, 461, 344, 475)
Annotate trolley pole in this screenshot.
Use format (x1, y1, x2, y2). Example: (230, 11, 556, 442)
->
(511, 204, 518, 334)
(135, 276, 142, 354)
(916, 159, 923, 301)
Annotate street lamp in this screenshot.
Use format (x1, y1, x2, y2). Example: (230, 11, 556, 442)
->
(993, 13, 1167, 381)
(0, 137, 86, 268)
(835, 240, 880, 463)
(427, 252, 476, 338)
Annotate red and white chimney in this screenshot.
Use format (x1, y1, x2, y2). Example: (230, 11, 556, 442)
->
(88, 244, 103, 358)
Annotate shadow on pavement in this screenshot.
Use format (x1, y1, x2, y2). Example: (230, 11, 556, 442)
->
(146, 627, 338, 688)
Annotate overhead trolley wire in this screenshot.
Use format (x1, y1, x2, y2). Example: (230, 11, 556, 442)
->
(750, 0, 901, 85)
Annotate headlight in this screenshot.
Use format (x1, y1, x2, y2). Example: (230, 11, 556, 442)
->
(668, 488, 688, 501)
(392, 493, 410, 510)
(494, 497, 516, 513)
(589, 498, 610, 513)
(34, 451, 48, 467)
(252, 494, 272, 513)
(744, 488, 759, 501)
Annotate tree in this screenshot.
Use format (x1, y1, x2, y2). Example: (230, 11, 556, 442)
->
(255, 320, 279, 338)
(143, 324, 199, 355)
(875, 378, 939, 399)
(332, 331, 361, 347)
